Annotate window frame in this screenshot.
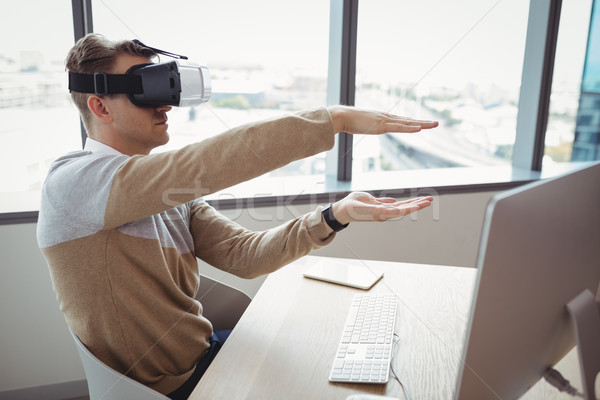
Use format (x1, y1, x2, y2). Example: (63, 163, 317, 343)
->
(0, 0, 591, 225)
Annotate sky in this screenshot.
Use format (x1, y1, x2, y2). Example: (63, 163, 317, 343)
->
(93, 0, 593, 89)
(0, 0, 593, 89)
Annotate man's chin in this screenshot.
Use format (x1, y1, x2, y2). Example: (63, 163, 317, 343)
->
(155, 134, 170, 148)
(148, 132, 170, 151)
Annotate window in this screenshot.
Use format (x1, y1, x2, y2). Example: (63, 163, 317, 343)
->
(92, 0, 331, 187)
(0, 1, 78, 212)
(545, 0, 593, 163)
(353, 0, 530, 175)
(0, 1, 598, 220)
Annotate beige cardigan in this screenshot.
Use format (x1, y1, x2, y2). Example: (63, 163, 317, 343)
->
(37, 107, 338, 394)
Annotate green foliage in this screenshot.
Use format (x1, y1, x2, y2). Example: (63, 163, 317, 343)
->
(211, 95, 252, 109)
(545, 142, 573, 162)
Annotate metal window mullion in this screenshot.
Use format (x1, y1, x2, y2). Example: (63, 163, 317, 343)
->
(337, 0, 358, 182)
(513, 0, 562, 171)
(71, 0, 94, 148)
(72, 0, 93, 41)
(326, 0, 358, 182)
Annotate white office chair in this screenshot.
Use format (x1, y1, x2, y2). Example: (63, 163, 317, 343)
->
(70, 328, 169, 400)
(70, 275, 252, 400)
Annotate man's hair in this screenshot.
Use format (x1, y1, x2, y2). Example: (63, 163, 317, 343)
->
(65, 33, 157, 135)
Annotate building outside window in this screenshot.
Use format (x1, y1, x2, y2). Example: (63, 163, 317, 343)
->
(353, 0, 530, 174)
(572, 0, 600, 161)
(544, 0, 594, 163)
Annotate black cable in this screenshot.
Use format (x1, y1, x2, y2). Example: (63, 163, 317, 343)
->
(543, 368, 584, 398)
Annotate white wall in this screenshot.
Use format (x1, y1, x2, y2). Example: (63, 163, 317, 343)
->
(0, 191, 495, 395)
(0, 223, 85, 394)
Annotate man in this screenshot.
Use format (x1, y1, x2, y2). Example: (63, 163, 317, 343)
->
(37, 34, 437, 399)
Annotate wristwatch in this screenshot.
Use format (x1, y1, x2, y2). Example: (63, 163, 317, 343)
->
(322, 203, 349, 232)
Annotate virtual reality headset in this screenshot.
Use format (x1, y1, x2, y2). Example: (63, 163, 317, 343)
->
(68, 40, 211, 108)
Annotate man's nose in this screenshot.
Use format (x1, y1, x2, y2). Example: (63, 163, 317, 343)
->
(156, 105, 173, 112)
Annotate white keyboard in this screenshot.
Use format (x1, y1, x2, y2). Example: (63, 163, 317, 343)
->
(329, 293, 398, 384)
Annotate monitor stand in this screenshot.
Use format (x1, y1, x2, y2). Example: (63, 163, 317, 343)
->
(567, 289, 600, 400)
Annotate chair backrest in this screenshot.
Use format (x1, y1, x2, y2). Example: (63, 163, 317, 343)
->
(196, 275, 252, 331)
(69, 329, 169, 400)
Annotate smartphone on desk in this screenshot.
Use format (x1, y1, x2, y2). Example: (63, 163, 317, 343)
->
(303, 259, 384, 290)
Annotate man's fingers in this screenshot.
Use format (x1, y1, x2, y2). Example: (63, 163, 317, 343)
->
(388, 196, 434, 206)
(373, 204, 422, 221)
(374, 197, 398, 204)
(347, 199, 432, 222)
(382, 119, 438, 133)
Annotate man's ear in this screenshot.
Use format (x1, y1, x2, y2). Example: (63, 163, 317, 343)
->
(87, 95, 113, 123)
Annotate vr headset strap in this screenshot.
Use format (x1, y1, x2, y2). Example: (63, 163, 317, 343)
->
(68, 72, 143, 96)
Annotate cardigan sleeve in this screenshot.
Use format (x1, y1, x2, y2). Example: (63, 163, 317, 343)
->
(103, 107, 335, 229)
(189, 201, 335, 278)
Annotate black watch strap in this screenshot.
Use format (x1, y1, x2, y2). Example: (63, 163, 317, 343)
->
(322, 203, 349, 232)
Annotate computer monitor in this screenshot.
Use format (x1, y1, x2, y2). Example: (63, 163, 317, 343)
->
(455, 162, 600, 399)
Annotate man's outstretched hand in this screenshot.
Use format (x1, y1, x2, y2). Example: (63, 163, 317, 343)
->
(328, 105, 439, 135)
(330, 192, 434, 225)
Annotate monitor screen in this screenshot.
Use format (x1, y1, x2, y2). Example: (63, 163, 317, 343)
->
(455, 162, 600, 399)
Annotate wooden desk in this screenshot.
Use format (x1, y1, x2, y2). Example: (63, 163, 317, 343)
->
(190, 256, 582, 400)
